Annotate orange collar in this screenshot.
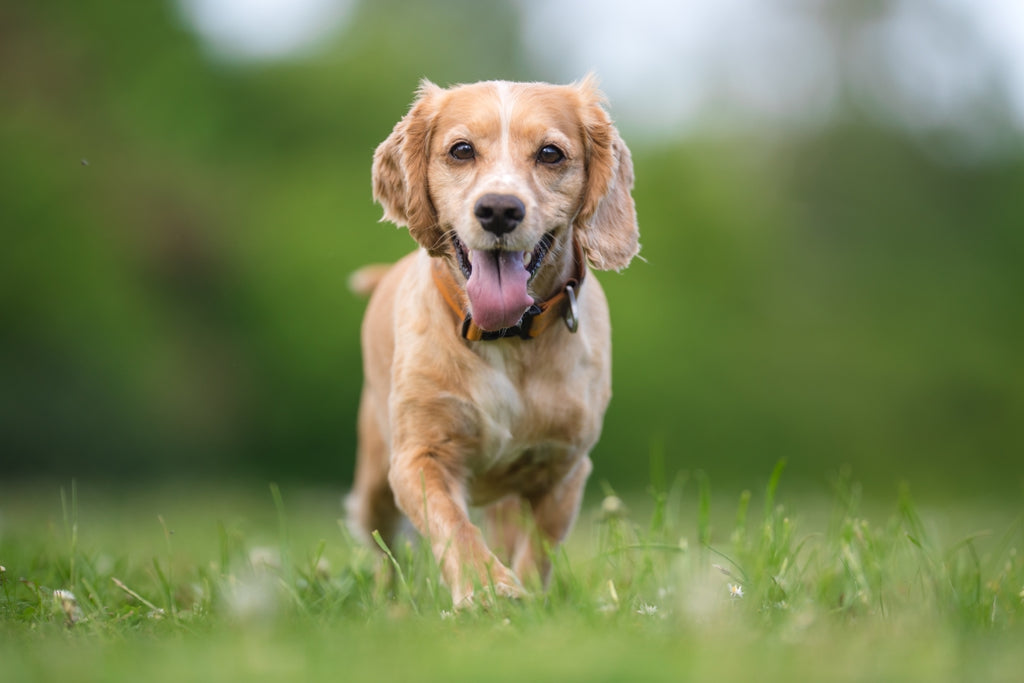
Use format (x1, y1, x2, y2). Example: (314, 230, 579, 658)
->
(431, 240, 585, 342)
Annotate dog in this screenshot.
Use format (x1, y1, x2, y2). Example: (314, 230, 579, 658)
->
(347, 76, 639, 606)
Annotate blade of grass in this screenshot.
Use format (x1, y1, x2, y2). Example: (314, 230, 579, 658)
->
(269, 482, 292, 581)
(60, 481, 79, 587)
(697, 470, 711, 549)
(372, 530, 419, 615)
(763, 458, 786, 520)
(111, 577, 162, 615)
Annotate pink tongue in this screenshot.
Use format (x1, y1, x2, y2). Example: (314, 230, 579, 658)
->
(465, 249, 534, 331)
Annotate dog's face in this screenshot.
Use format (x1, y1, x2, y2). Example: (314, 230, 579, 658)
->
(373, 77, 639, 331)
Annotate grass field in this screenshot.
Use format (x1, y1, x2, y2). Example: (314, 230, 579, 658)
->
(2, 465, 1022, 682)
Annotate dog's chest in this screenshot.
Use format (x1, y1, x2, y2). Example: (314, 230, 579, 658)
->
(464, 343, 596, 494)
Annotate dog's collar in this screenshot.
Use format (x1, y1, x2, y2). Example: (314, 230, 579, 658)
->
(431, 239, 586, 342)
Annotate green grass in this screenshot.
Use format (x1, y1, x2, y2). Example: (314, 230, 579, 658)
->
(1, 467, 1022, 682)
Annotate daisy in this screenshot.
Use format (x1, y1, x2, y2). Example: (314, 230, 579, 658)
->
(636, 602, 659, 616)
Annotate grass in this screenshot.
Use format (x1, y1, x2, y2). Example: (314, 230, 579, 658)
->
(1, 465, 1022, 682)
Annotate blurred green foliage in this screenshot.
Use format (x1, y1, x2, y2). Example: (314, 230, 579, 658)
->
(1, 1, 1022, 496)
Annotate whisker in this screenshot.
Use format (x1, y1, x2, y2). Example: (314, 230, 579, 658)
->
(429, 227, 457, 254)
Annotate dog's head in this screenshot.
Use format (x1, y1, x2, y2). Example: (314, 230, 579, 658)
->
(372, 76, 639, 331)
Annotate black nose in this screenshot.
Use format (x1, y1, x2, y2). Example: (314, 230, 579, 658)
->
(474, 194, 525, 235)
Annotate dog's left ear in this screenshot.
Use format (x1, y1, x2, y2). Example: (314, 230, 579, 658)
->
(574, 76, 640, 271)
(372, 80, 447, 256)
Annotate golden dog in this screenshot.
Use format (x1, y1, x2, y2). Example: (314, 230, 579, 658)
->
(347, 76, 639, 606)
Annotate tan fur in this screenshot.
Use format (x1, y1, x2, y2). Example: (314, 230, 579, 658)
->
(347, 263, 393, 297)
(348, 77, 639, 606)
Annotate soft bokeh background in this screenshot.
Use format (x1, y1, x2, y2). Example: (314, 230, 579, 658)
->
(2, 0, 1022, 499)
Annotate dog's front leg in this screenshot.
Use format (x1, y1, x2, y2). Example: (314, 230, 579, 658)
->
(388, 447, 525, 607)
(512, 454, 593, 589)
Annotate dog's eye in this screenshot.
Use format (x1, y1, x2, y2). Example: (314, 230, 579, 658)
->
(449, 142, 475, 161)
(536, 145, 566, 165)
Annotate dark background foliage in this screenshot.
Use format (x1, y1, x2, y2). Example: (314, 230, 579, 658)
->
(2, 0, 1021, 498)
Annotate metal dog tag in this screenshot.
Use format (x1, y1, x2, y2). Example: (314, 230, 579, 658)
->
(563, 284, 579, 333)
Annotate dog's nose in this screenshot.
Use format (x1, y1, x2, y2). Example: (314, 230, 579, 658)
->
(474, 194, 525, 235)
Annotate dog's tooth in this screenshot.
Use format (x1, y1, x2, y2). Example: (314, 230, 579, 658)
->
(523, 251, 532, 266)
(467, 250, 473, 264)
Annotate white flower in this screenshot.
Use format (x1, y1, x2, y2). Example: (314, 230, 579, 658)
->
(53, 589, 83, 624)
(224, 575, 278, 620)
(729, 583, 744, 599)
(601, 495, 626, 519)
(248, 546, 281, 571)
(636, 602, 659, 616)
(53, 588, 77, 602)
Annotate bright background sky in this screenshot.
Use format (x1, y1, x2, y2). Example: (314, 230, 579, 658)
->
(175, 0, 1024, 148)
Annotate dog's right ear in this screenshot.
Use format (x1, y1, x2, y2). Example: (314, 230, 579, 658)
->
(372, 80, 447, 256)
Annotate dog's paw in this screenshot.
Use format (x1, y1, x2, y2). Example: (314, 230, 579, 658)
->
(490, 576, 528, 601)
(452, 565, 528, 610)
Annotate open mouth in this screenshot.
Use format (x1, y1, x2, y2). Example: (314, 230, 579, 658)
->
(450, 232, 555, 332)
(452, 232, 554, 281)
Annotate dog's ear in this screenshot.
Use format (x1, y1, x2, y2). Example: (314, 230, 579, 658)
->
(574, 75, 640, 271)
(372, 80, 447, 256)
